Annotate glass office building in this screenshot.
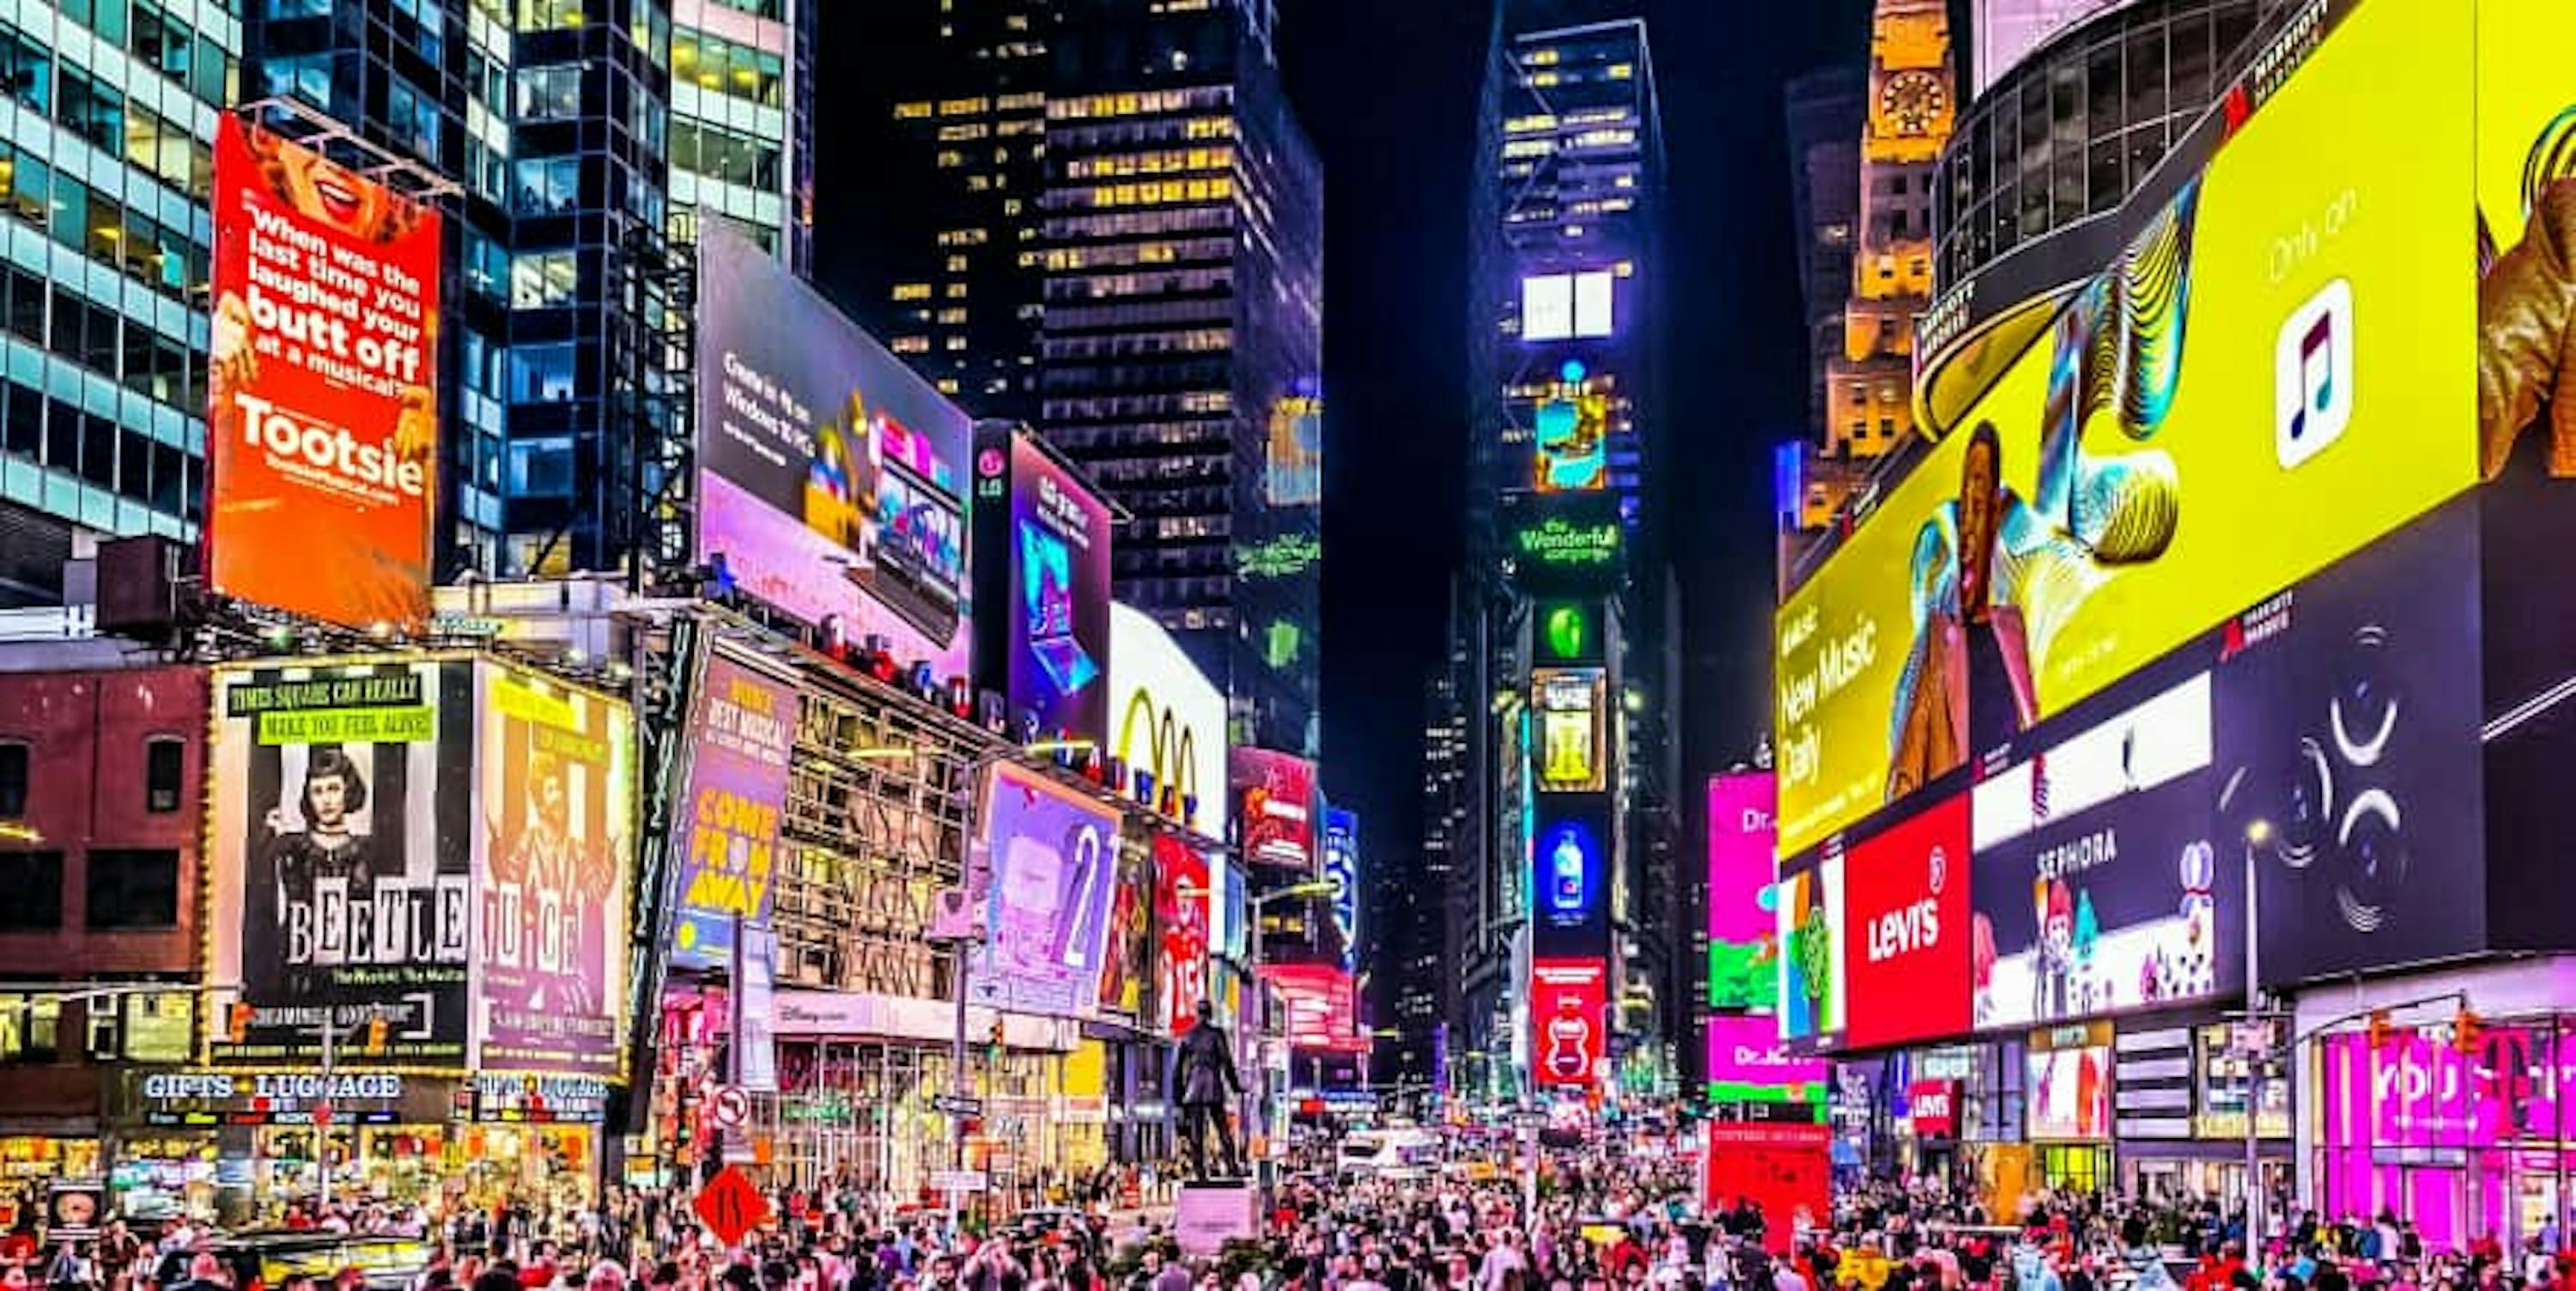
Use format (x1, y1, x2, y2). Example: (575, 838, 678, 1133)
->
(0, 0, 239, 603)
(242, 0, 811, 581)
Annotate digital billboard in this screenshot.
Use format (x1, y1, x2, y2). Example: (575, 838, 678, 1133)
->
(1521, 271, 1616, 342)
(1232, 749, 1316, 870)
(1505, 492, 1623, 593)
(969, 762, 1122, 1018)
(1157, 837, 1212, 1035)
(1706, 774, 1780, 1011)
(1777, 856, 1844, 1045)
(1972, 670, 2226, 1029)
(1267, 963, 1364, 1053)
(1321, 807, 1360, 971)
(1531, 364, 1612, 493)
(2215, 496, 2484, 983)
(696, 220, 972, 674)
(1265, 393, 1323, 508)
(472, 661, 631, 1077)
(2027, 1032, 2112, 1141)
(1535, 600, 1604, 666)
(206, 117, 441, 632)
(1530, 958, 1608, 1087)
(1094, 834, 1153, 1019)
(1774, 0, 2476, 856)
(1842, 794, 1971, 1050)
(670, 653, 796, 971)
(1107, 604, 1229, 839)
(1705, 1014, 1825, 1104)
(1533, 667, 1608, 794)
(974, 425, 1115, 746)
(209, 659, 471, 1066)
(1531, 795, 1612, 956)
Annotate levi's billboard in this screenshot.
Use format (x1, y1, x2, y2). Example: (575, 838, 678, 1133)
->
(207, 117, 442, 632)
(1842, 794, 1970, 1050)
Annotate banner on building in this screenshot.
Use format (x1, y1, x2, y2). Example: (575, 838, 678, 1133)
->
(206, 117, 442, 631)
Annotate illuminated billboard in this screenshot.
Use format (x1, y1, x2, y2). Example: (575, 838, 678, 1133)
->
(1530, 958, 1608, 1087)
(1265, 392, 1323, 507)
(1266, 963, 1365, 1053)
(969, 762, 1122, 1018)
(1531, 795, 1611, 956)
(1157, 837, 1211, 1034)
(1705, 1014, 1826, 1104)
(696, 221, 972, 674)
(1522, 271, 1616, 342)
(206, 117, 441, 632)
(1842, 794, 1971, 1050)
(1972, 669, 2226, 1030)
(1706, 774, 1779, 1011)
(1531, 362, 1613, 493)
(973, 425, 1115, 746)
(471, 661, 632, 1077)
(1232, 748, 1316, 870)
(1107, 603, 1229, 839)
(1777, 856, 1844, 1046)
(209, 659, 472, 1066)
(2215, 496, 2483, 983)
(1535, 600, 1603, 666)
(1321, 807, 1359, 971)
(1774, 0, 2476, 855)
(1532, 667, 1607, 794)
(1506, 493, 1623, 592)
(2027, 1026, 2113, 1141)
(669, 652, 796, 971)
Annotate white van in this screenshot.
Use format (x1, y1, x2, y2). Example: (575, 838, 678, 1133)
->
(1337, 1127, 1443, 1181)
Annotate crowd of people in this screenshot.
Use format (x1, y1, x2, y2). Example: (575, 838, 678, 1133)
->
(13, 1146, 2576, 1291)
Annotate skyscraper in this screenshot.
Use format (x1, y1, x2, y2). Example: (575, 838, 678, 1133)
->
(1040, 0, 1322, 756)
(0, 1, 239, 603)
(826, 0, 1048, 421)
(1821, 0, 1951, 467)
(241, 0, 815, 582)
(823, 0, 1322, 757)
(1783, 66, 1864, 452)
(1440, 0, 1676, 1101)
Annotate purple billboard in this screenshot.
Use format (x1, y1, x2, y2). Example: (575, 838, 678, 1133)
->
(694, 220, 972, 674)
(670, 653, 797, 971)
(973, 424, 1113, 746)
(969, 761, 1123, 1018)
(1707, 774, 1778, 1011)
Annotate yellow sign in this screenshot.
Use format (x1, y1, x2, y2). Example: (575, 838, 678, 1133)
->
(1532, 667, 1607, 794)
(1777, 0, 2475, 855)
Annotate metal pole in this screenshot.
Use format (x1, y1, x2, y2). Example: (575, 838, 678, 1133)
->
(319, 1009, 335, 1215)
(2244, 837, 2263, 1267)
(950, 753, 987, 1227)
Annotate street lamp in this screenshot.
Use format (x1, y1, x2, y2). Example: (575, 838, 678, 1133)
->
(2242, 817, 2273, 1262)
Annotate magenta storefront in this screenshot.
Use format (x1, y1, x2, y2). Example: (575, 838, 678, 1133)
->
(2317, 1019, 2576, 1251)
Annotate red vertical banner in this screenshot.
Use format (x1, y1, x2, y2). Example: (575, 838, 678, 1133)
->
(1157, 837, 1211, 1034)
(206, 116, 442, 630)
(1704, 1122, 1831, 1252)
(1530, 958, 1608, 1087)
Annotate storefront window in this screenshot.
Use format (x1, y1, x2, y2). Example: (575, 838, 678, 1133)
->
(0, 996, 62, 1063)
(2316, 1015, 2576, 1251)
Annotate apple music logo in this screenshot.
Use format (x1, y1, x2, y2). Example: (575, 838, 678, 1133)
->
(2276, 277, 2355, 469)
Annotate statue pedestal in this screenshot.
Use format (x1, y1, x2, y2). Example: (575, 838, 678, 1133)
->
(1175, 1179, 1258, 1257)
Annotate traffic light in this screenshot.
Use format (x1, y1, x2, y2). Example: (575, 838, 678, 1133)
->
(987, 1018, 1005, 1062)
(227, 1002, 253, 1044)
(2455, 1008, 2483, 1057)
(364, 1014, 390, 1056)
(2366, 1009, 2392, 1050)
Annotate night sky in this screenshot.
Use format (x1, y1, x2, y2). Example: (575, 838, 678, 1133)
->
(1284, 0, 1874, 873)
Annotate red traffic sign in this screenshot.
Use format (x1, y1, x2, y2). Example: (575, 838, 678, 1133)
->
(694, 1165, 771, 1247)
